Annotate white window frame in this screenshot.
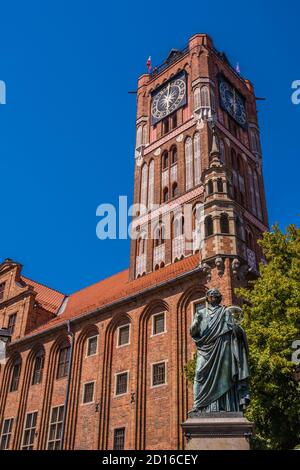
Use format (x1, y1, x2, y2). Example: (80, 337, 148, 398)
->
(150, 360, 168, 388)
(117, 324, 131, 348)
(151, 311, 166, 337)
(21, 410, 38, 450)
(47, 404, 64, 450)
(82, 380, 96, 405)
(0, 417, 14, 450)
(114, 370, 129, 397)
(86, 335, 98, 358)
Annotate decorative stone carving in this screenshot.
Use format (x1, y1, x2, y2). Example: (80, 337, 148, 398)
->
(176, 133, 184, 142)
(215, 256, 224, 277)
(231, 258, 241, 277)
(153, 147, 161, 156)
(201, 262, 211, 282)
(135, 150, 143, 167)
(196, 118, 205, 130)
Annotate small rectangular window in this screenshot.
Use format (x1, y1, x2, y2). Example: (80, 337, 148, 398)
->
(8, 313, 17, 335)
(47, 405, 64, 450)
(0, 418, 13, 450)
(113, 427, 125, 450)
(115, 372, 128, 396)
(0, 282, 6, 301)
(83, 382, 95, 404)
(87, 336, 98, 357)
(152, 312, 165, 335)
(22, 412, 38, 450)
(118, 325, 130, 347)
(152, 362, 166, 387)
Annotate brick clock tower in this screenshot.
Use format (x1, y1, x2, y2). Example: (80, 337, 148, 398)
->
(129, 33, 268, 299)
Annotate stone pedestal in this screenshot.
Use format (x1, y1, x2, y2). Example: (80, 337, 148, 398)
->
(182, 412, 254, 450)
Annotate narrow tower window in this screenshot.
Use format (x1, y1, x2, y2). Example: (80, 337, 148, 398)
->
(194, 132, 201, 185)
(200, 86, 210, 108)
(185, 137, 193, 190)
(220, 213, 230, 234)
(205, 216, 213, 237)
(140, 163, 148, 210)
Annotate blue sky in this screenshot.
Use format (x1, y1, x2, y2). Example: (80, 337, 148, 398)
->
(0, 0, 299, 293)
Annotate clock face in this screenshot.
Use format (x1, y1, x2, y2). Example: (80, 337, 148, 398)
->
(219, 79, 247, 127)
(151, 73, 187, 124)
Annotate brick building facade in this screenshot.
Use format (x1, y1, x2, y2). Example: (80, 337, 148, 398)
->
(0, 33, 268, 450)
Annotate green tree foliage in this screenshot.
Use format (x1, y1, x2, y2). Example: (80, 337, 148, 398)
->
(184, 224, 300, 449)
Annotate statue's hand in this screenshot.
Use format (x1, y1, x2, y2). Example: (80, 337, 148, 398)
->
(195, 308, 204, 321)
(190, 310, 203, 337)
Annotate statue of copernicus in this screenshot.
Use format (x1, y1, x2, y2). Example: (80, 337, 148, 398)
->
(190, 288, 250, 413)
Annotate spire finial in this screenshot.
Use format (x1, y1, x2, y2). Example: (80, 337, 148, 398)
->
(209, 125, 222, 168)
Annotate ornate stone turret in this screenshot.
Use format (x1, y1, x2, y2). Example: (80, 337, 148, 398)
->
(200, 126, 239, 283)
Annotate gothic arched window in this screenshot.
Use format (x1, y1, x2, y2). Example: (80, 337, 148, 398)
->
(200, 86, 210, 108)
(210, 88, 216, 112)
(140, 163, 148, 210)
(172, 182, 178, 198)
(217, 178, 224, 192)
(162, 151, 169, 170)
(192, 205, 201, 232)
(185, 137, 193, 190)
(207, 180, 214, 194)
(57, 343, 70, 379)
(163, 118, 169, 135)
(163, 187, 169, 203)
(193, 87, 201, 110)
(32, 349, 45, 385)
(137, 235, 146, 256)
(194, 132, 201, 185)
(148, 160, 154, 208)
(10, 357, 21, 392)
(171, 146, 177, 165)
(154, 224, 165, 246)
(220, 213, 230, 234)
(172, 113, 177, 129)
(205, 216, 213, 237)
(142, 125, 148, 145)
(173, 216, 184, 238)
(136, 125, 143, 147)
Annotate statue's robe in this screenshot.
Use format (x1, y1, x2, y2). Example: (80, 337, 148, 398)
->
(190, 304, 250, 412)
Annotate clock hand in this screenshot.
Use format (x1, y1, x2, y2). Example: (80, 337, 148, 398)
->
(233, 89, 237, 114)
(166, 84, 171, 110)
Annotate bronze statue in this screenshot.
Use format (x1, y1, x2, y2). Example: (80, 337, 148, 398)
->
(190, 288, 250, 414)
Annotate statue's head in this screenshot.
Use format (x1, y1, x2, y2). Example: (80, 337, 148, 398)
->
(206, 288, 222, 306)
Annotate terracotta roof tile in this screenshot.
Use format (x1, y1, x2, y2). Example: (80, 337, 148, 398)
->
(22, 276, 66, 315)
(25, 254, 200, 336)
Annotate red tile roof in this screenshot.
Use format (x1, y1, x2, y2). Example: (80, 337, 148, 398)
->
(28, 254, 201, 336)
(22, 276, 65, 315)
